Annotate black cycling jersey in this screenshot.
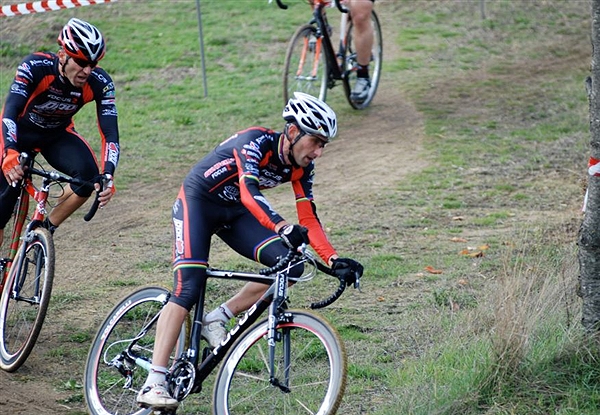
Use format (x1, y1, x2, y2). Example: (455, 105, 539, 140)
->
(185, 126, 335, 261)
(169, 127, 337, 310)
(0, 51, 120, 229)
(1, 52, 119, 174)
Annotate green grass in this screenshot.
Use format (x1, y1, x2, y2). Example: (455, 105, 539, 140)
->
(0, 0, 595, 413)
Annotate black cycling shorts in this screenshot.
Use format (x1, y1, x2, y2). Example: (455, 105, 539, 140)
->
(168, 182, 302, 311)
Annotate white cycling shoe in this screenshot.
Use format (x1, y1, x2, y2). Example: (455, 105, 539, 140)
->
(351, 77, 371, 104)
(136, 383, 178, 410)
(201, 320, 227, 348)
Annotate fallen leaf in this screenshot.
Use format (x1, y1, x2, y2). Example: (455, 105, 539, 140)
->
(459, 249, 484, 258)
(377, 296, 385, 302)
(450, 237, 468, 243)
(424, 265, 443, 274)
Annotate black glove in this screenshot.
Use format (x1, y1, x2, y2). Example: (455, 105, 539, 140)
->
(331, 257, 363, 287)
(278, 224, 309, 250)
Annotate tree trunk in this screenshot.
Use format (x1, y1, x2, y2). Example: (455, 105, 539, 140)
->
(579, 0, 600, 332)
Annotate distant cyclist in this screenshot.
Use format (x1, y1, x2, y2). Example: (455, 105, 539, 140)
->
(0, 18, 120, 247)
(345, 0, 376, 104)
(136, 92, 363, 410)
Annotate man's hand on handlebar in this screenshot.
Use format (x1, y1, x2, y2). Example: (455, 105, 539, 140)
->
(95, 173, 115, 208)
(278, 224, 309, 250)
(2, 149, 25, 187)
(331, 257, 363, 288)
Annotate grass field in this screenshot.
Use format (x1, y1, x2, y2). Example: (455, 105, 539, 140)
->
(0, 1, 598, 414)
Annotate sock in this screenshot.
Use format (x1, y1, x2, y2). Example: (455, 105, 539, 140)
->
(144, 365, 168, 387)
(205, 303, 234, 323)
(43, 218, 58, 234)
(357, 64, 370, 79)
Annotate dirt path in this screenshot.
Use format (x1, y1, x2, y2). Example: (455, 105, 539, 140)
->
(0, 5, 423, 413)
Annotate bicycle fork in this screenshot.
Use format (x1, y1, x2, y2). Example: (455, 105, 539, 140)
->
(267, 271, 294, 393)
(7, 193, 49, 305)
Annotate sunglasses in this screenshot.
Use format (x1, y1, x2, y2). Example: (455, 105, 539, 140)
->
(71, 56, 98, 69)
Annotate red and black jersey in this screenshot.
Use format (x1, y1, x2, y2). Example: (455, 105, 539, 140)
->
(0, 52, 119, 174)
(185, 126, 337, 263)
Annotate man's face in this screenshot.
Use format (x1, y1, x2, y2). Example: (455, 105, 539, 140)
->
(59, 50, 95, 88)
(291, 132, 328, 167)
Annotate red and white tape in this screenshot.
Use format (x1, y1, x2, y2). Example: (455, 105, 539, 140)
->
(1, 0, 115, 17)
(583, 157, 600, 212)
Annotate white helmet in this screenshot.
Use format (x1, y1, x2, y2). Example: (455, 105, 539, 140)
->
(282, 92, 338, 140)
(57, 18, 106, 64)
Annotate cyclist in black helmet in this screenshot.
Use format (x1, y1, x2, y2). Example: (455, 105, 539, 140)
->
(0, 18, 120, 247)
(136, 92, 363, 411)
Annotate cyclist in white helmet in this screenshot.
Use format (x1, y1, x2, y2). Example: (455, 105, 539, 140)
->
(137, 92, 363, 410)
(0, 18, 119, 247)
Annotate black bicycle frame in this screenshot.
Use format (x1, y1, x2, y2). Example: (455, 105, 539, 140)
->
(277, 0, 348, 84)
(192, 268, 293, 392)
(312, 3, 344, 83)
(120, 267, 299, 398)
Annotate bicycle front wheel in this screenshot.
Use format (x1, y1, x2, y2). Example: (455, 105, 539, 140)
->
(343, 10, 383, 109)
(0, 227, 54, 372)
(84, 286, 186, 415)
(283, 24, 329, 104)
(213, 309, 347, 415)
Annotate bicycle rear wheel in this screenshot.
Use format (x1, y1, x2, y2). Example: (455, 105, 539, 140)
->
(0, 227, 54, 372)
(212, 309, 347, 415)
(284, 24, 329, 104)
(84, 286, 187, 415)
(343, 10, 383, 109)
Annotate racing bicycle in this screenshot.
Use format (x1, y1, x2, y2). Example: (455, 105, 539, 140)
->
(0, 152, 107, 372)
(84, 245, 360, 414)
(278, 0, 382, 109)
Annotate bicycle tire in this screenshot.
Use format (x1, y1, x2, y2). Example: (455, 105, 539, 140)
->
(84, 286, 187, 415)
(284, 24, 329, 104)
(212, 309, 347, 415)
(0, 227, 54, 372)
(343, 10, 383, 109)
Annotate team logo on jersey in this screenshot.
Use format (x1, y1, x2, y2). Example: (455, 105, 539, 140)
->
(2, 118, 17, 143)
(173, 217, 185, 257)
(204, 158, 234, 179)
(35, 100, 78, 114)
(17, 62, 33, 77)
(10, 84, 27, 98)
(253, 195, 276, 216)
(92, 72, 108, 83)
(221, 185, 240, 202)
(28, 58, 53, 67)
(102, 108, 118, 117)
(105, 142, 119, 167)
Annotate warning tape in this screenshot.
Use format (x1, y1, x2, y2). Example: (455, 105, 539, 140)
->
(1, 0, 115, 18)
(589, 157, 600, 177)
(583, 157, 600, 212)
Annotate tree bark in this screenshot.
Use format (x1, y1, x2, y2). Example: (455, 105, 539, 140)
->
(579, 0, 600, 332)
